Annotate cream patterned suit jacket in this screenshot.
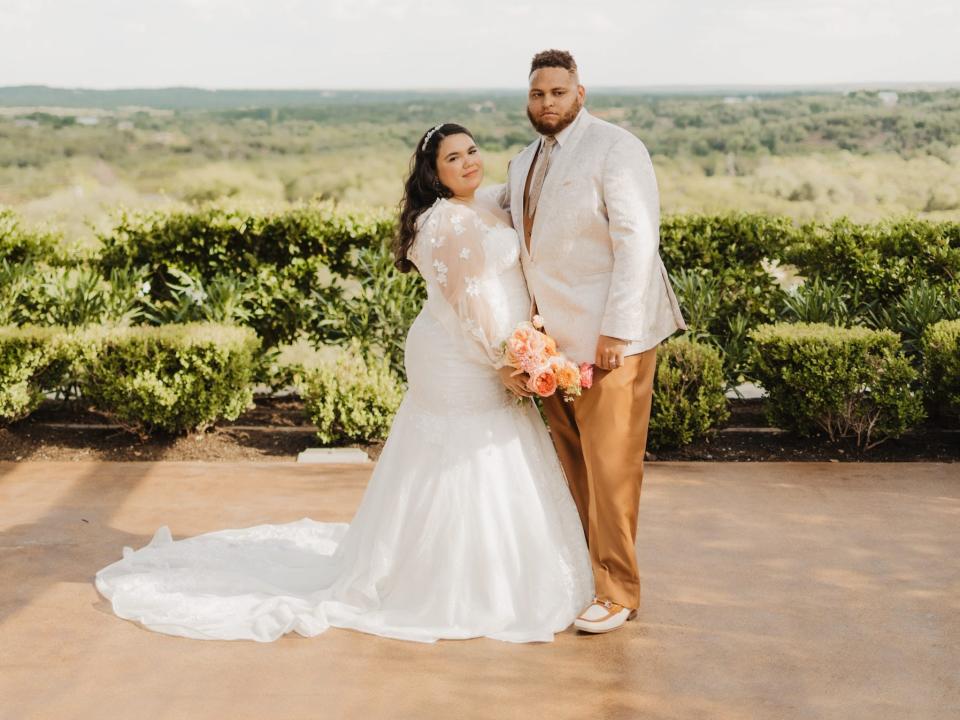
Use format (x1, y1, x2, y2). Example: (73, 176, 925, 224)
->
(499, 109, 687, 364)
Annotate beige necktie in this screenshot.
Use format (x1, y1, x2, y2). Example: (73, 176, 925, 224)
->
(526, 135, 557, 218)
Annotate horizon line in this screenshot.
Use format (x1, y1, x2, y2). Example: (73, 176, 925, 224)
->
(2, 81, 959, 93)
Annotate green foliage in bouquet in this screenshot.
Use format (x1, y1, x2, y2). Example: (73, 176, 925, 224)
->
(648, 336, 729, 450)
(79, 323, 260, 436)
(0, 325, 72, 424)
(299, 342, 404, 445)
(749, 323, 925, 449)
(921, 319, 960, 422)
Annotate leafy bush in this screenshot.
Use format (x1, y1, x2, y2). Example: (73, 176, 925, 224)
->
(662, 214, 793, 387)
(141, 267, 255, 326)
(309, 241, 425, 377)
(784, 217, 960, 308)
(864, 281, 960, 359)
(649, 336, 729, 450)
(661, 213, 792, 328)
(0, 208, 63, 265)
(749, 323, 924, 449)
(0, 325, 72, 424)
(79, 323, 260, 436)
(96, 204, 396, 348)
(299, 343, 404, 445)
(0, 261, 147, 328)
(778, 276, 858, 326)
(921, 319, 960, 422)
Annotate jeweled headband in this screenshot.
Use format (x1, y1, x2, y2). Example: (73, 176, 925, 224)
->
(421, 123, 444, 151)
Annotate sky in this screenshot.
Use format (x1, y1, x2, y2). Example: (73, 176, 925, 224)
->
(1, 0, 958, 90)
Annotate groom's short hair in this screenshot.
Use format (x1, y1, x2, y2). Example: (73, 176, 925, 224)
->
(530, 49, 578, 78)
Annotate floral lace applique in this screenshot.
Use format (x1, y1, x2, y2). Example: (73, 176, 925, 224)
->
(411, 199, 518, 368)
(433, 259, 448, 286)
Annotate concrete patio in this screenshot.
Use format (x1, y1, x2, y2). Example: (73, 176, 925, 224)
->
(0, 460, 957, 720)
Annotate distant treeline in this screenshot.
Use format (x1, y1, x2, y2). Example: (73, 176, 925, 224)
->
(2, 86, 959, 161)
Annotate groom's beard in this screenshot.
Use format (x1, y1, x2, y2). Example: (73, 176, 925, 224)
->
(527, 97, 583, 136)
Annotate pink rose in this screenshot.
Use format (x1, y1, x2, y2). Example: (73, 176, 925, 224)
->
(579, 363, 594, 389)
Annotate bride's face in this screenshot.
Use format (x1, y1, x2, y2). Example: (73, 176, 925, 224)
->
(435, 133, 483, 198)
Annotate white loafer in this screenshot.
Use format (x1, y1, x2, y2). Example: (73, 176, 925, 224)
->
(573, 599, 638, 634)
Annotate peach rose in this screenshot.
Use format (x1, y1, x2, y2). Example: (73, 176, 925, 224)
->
(527, 369, 558, 397)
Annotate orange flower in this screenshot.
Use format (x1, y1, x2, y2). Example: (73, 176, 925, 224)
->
(528, 369, 558, 397)
(555, 362, 580, 390)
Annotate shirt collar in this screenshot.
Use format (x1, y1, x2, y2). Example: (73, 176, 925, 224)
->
(541, 106, 586, 149)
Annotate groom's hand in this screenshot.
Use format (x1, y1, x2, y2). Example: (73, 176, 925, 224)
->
(596, 335, 628, 371)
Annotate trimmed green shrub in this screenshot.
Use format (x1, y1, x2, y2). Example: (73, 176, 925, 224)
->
(922, 319, 960, 422)
(79, 323, 260, 436)
(661, 213, 793, 328)
(649, 336, 729, 450)
(662, 214, 794, 387)
(0, 326, 72, 424)
(749, 323, 925, 449)
(0, 208, 63, 265)
(96, 204, 395, 348)
(300, 344, 404, 445)
(784, 217, 960, 307)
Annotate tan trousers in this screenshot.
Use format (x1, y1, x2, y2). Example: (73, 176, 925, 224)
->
(541, 346, 658, 610)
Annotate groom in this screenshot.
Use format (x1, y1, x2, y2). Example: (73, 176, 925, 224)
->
(500, 50, 686, 633)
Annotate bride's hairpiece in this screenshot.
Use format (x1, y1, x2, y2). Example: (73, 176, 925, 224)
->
(421, 123, 444, 151)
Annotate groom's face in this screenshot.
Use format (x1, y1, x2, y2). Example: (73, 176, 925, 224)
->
(527, 67, 585, 136)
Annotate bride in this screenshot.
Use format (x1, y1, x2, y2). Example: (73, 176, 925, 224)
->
(94, 123, 594, 643)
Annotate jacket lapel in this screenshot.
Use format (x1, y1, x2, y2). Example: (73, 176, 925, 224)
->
(530, 110, 595, 259)
(511, 141, 538, 254)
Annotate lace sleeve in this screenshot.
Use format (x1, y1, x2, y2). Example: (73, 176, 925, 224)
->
(411, 200, 507, 368)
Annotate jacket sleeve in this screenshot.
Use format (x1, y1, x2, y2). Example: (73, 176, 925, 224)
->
(599, 134, 662, 340)
(410, 203, 508, 368)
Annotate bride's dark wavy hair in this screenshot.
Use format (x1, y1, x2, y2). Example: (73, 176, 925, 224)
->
(394, 123, 474, 273)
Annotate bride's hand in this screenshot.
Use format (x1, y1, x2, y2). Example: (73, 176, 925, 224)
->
(498, 366, 533, 398)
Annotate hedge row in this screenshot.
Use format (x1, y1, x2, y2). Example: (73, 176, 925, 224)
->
(3, 320, 955, 448)
(4, 207, 958, 385)
(0, 323, 259, 436)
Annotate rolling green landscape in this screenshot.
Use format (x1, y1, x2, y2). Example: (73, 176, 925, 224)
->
(2, 85, 959, 248)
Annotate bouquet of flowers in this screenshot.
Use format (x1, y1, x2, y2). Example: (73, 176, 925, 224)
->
(501, 315, 594, 402)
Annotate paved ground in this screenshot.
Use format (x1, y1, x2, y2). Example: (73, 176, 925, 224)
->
(0, 461, 957, 720)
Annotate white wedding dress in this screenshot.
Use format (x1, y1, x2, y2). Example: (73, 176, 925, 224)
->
(95, 195, 594, 643)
